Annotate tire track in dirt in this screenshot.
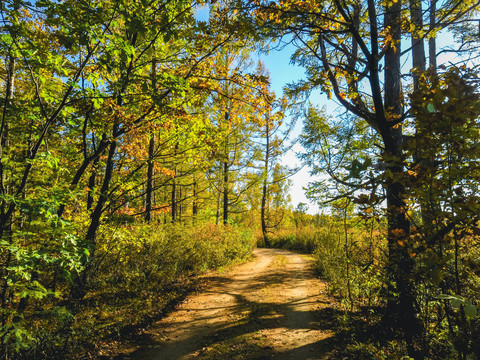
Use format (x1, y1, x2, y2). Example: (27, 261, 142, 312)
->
(112, 248, 337, 359)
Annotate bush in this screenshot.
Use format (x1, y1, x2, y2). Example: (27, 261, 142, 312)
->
(263, 221, 386, 310)
(263, 227, 317, 253)
(93, 222, 254, 287)
(5, 222, 255, 359)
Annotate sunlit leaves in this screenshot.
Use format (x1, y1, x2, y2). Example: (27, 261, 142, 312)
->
(408, 67, 480, 226)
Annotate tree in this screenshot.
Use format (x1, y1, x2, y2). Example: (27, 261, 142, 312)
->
(255, 73, 291, 246)
(0, 1, 107, 351)
(202, 45, 268, 225)
(0, 0, 245, 327)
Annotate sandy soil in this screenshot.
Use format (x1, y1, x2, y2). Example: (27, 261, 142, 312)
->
(111, 248, 337, 360)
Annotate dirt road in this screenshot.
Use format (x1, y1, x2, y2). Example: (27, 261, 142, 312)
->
(113, 248, 337, 359)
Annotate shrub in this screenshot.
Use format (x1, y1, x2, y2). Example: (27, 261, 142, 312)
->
(5, 222, 255, 359)
(263, 221, 386, 310)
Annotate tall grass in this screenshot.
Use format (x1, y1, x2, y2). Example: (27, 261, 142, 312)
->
(94, 222, 255, 289)
(265, 219, 480, 358)
(12, 222, 255, 359)
(263, 221, 387, 310)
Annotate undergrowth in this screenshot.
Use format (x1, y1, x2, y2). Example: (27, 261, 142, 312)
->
(10, 222, 255, 359)
(262, 221, 480, 359)
(263, 224, 386, 310)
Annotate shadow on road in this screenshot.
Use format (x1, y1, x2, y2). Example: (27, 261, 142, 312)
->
(112, 249, 341, 360)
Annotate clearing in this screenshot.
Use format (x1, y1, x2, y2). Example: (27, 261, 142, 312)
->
(108, 248, 338, 359)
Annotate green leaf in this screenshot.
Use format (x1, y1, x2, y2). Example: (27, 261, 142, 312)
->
(464, 304, 477, 319)
(451, 298, 462, 309)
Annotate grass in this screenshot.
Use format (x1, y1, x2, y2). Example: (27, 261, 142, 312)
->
(11, 222, 256, 359)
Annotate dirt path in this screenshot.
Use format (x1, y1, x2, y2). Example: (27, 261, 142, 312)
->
(112, 248, 338, 359)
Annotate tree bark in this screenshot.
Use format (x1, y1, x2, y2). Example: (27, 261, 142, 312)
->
(145, 135, 155, 222)
(410, 0, 439, 240)
(429, 0, 437, 72)
(86, 157, 98, 211)
(261, 121, 270, 247)
(216, 189, 221, 225)
(383, 0, 424, 357)
(69, 128, 118, 303)
(0, 54, 15, 357)
(192, 179, 198, 224)
(223, 160, 229, 225)
(146, 56, 157, 223)
(178, 179, 183, 222)
(171, 143, 178, 222)
(0, 55, 15, 238)
(410, 0, 426, 87)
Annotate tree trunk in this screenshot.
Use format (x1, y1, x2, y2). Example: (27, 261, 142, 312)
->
(171, 143, 178, 222)
(69, 129, 118, 303)
(192, 179, 198, 223)
(171, 178, 177, 222)
(146, 57, 157, 223)
(261, 121, 270, 247)
(145, 135, 155, 222)
(223, 160, 229, 225)
(261, 179, 268, 245)
(410, 0, 426, 88)
(85, 137, 117, 246)
(384, 0, 424, 357)
(429, 0, 437, 72)
(0, 55, 15, 358)
(215, 189, 221, 225)
(410, 0, 439, 240)
(0, 55, 15, 238)
(343, 203, 354, 312)
(87, 157, 98, 211)
(178, 180, 183, 222)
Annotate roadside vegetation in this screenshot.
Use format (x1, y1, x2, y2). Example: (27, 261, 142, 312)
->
(266, 206, 480, 359)
(5, 222, 255, 359)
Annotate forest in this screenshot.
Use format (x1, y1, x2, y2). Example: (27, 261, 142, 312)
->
(1, 0, 480, 359)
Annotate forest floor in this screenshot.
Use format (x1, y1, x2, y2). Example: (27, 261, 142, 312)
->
(103, 248, 340, 360)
